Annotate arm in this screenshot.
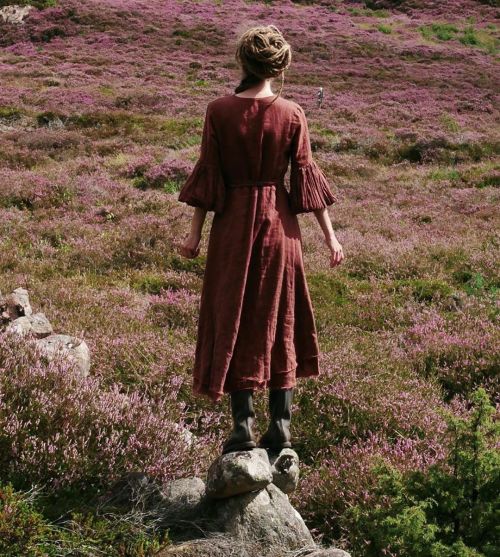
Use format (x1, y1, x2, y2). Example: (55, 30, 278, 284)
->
(176, 102, 226, 258)
(313, 207, 344, 268)
(177, 207, 207, 259)
(289, 104, 344, 268)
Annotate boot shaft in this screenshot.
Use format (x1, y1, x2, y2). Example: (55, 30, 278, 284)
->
(268, 387, 293, 422)
(257, 388, 294, 450)
(229, 388, 256, 422)
(221, 389, 257, 454)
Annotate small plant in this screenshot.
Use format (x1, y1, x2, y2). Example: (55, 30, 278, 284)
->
(0, 0, 57, 7)
(420, 23, 459, 41)
(428, 167, 462, 184)
(460, 26, 480, 46)
(130, 159, 191, 190)
(0, 482, 168, 556)
(345, 387, 500, 557)
(440, 113, 461, 132)
(0, 107, 22, 123)
(377, 24, 392, 34)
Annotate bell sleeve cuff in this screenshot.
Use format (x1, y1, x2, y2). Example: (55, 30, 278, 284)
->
(289, 159, 338, 214)
(177, 102, 226, 215)
(178, 160, 226, 215)
(288, 104, 338, 215)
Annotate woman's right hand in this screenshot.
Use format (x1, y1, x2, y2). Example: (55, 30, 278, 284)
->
(176, 232, 201, 259)
(325, 235, 344, 268)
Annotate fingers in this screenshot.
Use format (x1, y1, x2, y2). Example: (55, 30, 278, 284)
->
(330, 248, 344, 267)
(177, 240, 201, 259)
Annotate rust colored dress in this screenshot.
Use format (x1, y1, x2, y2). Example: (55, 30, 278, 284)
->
(178, 93, 338, 404)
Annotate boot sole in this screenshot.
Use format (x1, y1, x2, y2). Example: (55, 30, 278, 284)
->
(221, 440, 257, 454)
(257, 441, 292, 450)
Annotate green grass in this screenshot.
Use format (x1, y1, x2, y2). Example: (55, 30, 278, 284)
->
(0, 482, 169, 557)
(419, 21, 498, 54)
(420, 22, 459, 41)
(0, 106, 22, 122)
(377, 24, 392, 34)
(428, 167, 462, 184)
(439, 113, 460, 132)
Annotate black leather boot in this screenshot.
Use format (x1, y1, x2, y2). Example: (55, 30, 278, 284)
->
(221, 389, 257, 454)
(257, 387, 294, 450)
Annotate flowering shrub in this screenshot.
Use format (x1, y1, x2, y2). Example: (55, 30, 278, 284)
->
(294, 387, 498, 552)
(0, 169, 75, 210)
(293, 343, 448, 461)
(0, 331, 205, 490)
(398, 304, 499, 399)
(129, 158, 191, 191)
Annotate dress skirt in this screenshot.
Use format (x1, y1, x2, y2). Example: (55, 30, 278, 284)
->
(191, 181, 320, 404)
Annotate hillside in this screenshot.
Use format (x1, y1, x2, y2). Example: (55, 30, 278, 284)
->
(0, 1, 498, 555)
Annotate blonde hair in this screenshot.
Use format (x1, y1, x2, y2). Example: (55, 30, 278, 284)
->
(234, 25, 292, 103)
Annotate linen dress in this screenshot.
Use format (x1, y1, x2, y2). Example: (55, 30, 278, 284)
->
(178, 93, 338, 404)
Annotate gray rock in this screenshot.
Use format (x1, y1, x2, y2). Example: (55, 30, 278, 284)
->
(269, 448, 300, 493)
(163, 477, 205, 506)
(0, 5, 33, 25)
(4, 287, 32, 320)
(5, 312, 53, 338)
(206, 448, 272, 499)
(35, 333, 90, 377)
(99, 469, 353, 557)
(156, 536, 259, 557)
(100, 472, 164, 508)
(0, 290, 7, 324)
(209, 483, 315, 549)
(173, 423, 196, 447)
(306, 550, 352, 557)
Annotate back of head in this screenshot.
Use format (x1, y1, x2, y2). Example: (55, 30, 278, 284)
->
(234, 25, 292, 101)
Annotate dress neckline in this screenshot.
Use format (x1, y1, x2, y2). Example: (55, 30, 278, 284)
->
(232, 93, 277, 101)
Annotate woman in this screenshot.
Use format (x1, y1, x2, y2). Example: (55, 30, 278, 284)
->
(176, 25, 344, 455)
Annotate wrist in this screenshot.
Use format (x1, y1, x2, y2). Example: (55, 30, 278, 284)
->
(325, 232, 338, 246)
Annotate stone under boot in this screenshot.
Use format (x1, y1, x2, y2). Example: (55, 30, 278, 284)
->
(221, 389, 257, 454)
(257, 387, 294, 451)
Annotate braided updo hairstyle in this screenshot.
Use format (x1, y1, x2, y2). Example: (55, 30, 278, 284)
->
(234, 25, 292, 103)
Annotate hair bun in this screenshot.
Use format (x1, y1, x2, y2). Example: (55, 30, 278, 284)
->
(235, 25, 292, 80)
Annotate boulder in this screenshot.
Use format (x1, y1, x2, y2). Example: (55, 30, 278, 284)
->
(0, 290, 7, 324)
(5, 312, 53, 338)
(306, 550, 352, 557)
(0, 5, 33, 25)
(104, 451, 352, 557)
(206, 448, 272, 499)
(3, 287, 32, 320)
(163, 477, 205, 507)
(35, 333, 90, 377)
(269, 448, 300, 494)
(208, 482, 314, 549)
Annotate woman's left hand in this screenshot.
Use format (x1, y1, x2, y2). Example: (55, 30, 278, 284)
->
(176, 232, 201, 259)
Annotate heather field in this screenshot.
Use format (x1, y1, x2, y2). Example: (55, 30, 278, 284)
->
(0, 0, 499, 555)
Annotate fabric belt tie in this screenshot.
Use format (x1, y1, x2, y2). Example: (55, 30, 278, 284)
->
(227, 179, 285, 188)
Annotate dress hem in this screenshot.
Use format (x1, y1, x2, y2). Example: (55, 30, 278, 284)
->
(192, 354, 320, 404)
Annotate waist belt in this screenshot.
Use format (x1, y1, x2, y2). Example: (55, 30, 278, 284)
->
(227, 179, 285, 188)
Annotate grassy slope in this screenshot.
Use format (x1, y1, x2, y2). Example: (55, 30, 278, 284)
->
(0, 0, 498, 553)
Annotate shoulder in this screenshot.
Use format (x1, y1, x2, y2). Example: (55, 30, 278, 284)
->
(209, 94, 301, 112)
(208, 95, 233, 111)
(287, 100, 306, 122)
(275, 97, 305, 118)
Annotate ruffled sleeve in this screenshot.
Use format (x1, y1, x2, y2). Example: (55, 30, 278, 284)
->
(178, 103, 226, 215)
(289, 104, 338, 215)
